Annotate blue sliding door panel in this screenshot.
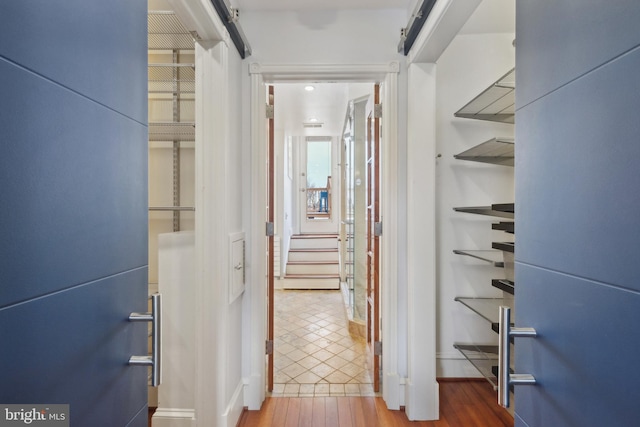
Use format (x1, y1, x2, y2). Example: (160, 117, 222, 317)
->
(514, 265, 640, 427)
(0, 268, 149, 426)
(516, 1, 640, 425)
(516, 47, 640, 290)
(0, 57, 148, 308)
(516, 0, 640, 108)
(0, 1, 148, 425)
(0, 0, 147, 123)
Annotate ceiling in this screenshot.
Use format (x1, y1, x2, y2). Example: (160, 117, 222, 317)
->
(274, 82, 374, 137)
(234, 1, 413, 138)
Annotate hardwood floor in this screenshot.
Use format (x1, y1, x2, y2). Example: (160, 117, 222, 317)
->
(237, 380, 513, 427)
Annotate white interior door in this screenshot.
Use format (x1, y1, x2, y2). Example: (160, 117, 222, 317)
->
(299, 137, 339, 234)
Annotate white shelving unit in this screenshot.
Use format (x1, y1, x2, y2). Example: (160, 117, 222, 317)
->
(148, 10, 196, 227)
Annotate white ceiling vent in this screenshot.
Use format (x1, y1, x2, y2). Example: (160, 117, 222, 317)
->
(303, 122, 324, 128)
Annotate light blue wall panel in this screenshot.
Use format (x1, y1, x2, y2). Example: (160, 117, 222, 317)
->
(516, 47, 640, 290)
(515, 265, 640, 427)
(0, 57, 148, 307)
(0, 269, 149, 427)
(516, 0, 640, 108)
(0, 1, 148, 425)
(0, 0, 147, 123)
(516, 1, 640, 426)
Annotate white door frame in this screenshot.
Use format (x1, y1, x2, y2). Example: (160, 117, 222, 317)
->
(245, 62, 407, 410)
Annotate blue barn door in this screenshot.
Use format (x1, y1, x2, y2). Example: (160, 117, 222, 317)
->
(0, 1, 149, 426)
(514, 1, 640, 426)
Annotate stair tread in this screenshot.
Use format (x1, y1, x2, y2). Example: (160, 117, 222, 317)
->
(285, 274, 340, 278)
(291, 234, 338, 239)
(289, 248, 338, 252)
(287, 260, 339, 265)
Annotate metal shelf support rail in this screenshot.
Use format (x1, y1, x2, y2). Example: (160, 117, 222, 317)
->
(148, 12, 196, 231)
(453, 249, 505, 267)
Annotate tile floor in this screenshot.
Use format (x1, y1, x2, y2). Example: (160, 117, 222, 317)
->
(272, 289, 375, 397)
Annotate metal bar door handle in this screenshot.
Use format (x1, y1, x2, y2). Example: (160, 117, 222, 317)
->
(498, 306, 536, 408)
(129, 293, 162, 387)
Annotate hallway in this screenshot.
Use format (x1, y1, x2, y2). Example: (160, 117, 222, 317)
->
(239, 381, 513, 426)
(273, 289, 374, 397)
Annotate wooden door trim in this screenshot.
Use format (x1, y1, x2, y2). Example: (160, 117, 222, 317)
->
(247, 63, 405, 411)
(373, 83, 381, 392)
(267, 85, 275, 392)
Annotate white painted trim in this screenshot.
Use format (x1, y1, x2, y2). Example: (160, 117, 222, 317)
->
(194, 38, 234, 426)
(193, 40, 212, 427)
(221, 380, 245, 427)
(244, 70, 268, 410)
(384, 372, 402, 409)
(151, 408, 196, 427)
(249, 62, 400, 82)
(406, 381, 440, 421)
(406, 0, 482, 64)
(380, 69, 402, 411)
(244, 373, 264, 411)
(404, 62, 438, 420)
(210, 40, 237, 427)
(247, 63, 403, 411)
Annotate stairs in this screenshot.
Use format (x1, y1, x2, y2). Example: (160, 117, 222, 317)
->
(282, 234, 340, 289)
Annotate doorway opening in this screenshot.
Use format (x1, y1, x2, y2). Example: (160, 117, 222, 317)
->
(268, 82, 382, 397)
(304, 138, 333, 222)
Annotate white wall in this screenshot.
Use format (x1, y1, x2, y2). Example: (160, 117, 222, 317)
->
(195, 38, 246, 427)
(434, 30, 515, 376)
(224, 37, 245, 425)
(151, 1, 247, 424)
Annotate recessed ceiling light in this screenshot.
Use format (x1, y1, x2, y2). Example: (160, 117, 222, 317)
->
(304, 85, 315, 92)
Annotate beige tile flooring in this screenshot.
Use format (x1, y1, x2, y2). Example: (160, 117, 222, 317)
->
(272, 289, 375, 397)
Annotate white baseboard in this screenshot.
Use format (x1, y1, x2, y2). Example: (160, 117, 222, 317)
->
(405, 379, 439, 421)
(222, 381, 245, 427)
(437, 352, 485, 378)
(382, 372, 402, 410)
(151, 408, 196, 427)
(243, 374, 264, 411)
